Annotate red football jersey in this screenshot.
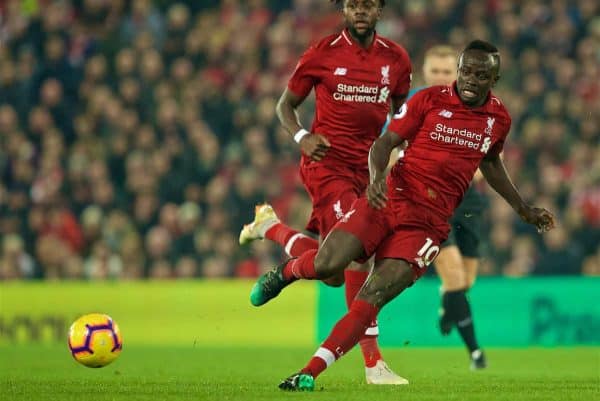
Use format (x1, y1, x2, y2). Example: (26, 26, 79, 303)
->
(288, 29, 412, 169)
(387, 83, 512, 222)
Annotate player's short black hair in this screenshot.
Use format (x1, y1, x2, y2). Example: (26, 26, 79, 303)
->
(331, 0, 386, 7)
(464, 40, 498, 54)
(463, 40, 500, 73)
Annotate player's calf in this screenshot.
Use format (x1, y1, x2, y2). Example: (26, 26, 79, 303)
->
(357, 259, 416, 308)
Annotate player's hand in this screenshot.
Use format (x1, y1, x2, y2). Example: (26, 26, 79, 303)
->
(299, 133, 331, 161)
(367, 179, 388, 209)
(518, 205, 556, 233)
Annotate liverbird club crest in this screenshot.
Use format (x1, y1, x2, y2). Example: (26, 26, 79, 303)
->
(485, 116, 495, 135)
(381, 65, 390, 85)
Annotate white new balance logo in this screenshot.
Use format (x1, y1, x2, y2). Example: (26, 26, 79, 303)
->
(438, 109, 453, 118)
(334, 67, 347, 76)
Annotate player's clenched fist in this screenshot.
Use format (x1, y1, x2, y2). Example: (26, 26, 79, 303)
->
(299, 133, 331, 161)
(367, 179, 388, 209)
(518, 205, 556, 233)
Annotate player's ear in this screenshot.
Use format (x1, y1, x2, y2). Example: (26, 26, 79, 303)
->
(492, 73, 500, 88)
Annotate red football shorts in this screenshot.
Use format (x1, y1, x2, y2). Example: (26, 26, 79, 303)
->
(300, 162, 369, 237)
(334, 197, 450, 280)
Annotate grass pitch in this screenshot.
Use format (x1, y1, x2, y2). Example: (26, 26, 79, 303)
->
(1, 345, 598, 401)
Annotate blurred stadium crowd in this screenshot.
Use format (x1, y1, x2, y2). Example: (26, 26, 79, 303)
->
(0, 0, 598, 279)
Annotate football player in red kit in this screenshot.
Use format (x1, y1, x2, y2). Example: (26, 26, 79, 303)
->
(250, 40, 556, 391)
(240, 0, 411, 385)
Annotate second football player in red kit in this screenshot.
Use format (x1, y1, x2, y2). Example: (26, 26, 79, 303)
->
(251, 40, 556, 391)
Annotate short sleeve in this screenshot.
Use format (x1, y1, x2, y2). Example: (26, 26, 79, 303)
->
(287, 46, 320, 98)
(392, 51, 412, 97)
(387, 90, 428, 141)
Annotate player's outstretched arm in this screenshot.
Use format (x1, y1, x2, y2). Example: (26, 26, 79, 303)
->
(276, 88, 305, 136)
(367, 131, 403, 209)
(480, 153, 555, 233)
(276, 88, 330, 161)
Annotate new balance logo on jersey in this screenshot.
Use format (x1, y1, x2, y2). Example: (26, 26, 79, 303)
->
(485, 117, 495, 135)
(438, 109, 453, 119)
(333, 67, 347, 76)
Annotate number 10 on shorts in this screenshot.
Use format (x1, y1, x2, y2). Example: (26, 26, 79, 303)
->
(415, 237, 440, 268)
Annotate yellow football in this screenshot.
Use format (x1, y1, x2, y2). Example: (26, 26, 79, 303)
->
(68, 313, 123, 368)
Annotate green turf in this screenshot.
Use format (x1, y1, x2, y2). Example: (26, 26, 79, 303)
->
(1, 346, 598, 401)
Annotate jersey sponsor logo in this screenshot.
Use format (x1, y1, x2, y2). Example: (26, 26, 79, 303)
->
(334, 67, 347, 76)
(438, 109, 453, 119)
(480, 137, 492, 153)
(429, 122, 495, 154)
(430, 123, 485, 150)
(381, 65, 390, 85)
(485, 117, 495, 135)
(333, 83, 388, 104)
(377, 86, 390, 103)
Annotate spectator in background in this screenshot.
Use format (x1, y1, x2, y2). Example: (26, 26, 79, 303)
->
(0, 0, 598, 279)
(0, 234, 35, 279)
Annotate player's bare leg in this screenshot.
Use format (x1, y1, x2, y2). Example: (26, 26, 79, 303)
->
(251, 227, 407, 383)
(463, 256, 479, 288)
(282, 258, 412, 390)
(435, 246, 485, 369)
(315, 231, 404, 382)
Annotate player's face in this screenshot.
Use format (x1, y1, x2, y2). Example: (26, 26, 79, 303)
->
(342, 0, 382, 39)
(423, 55, 456, 87)
(456, 50, 499, 107)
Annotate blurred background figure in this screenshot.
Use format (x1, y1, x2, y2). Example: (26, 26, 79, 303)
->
(0, 0, 598, 280)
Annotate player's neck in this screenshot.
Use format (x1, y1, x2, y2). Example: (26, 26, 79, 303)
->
(347, 28, 375, 49)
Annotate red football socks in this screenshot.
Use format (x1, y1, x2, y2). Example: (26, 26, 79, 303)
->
(344, 270, 368, 307)
(345, 270, 382, 368)
(301, 300, 380, 378)
(265, 223, 318, 257)
(282, 249, 319, 281)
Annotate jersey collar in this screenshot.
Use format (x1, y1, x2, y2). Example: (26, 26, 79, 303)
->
(451, 81, 493, 110)
(341, 28, 380, 52)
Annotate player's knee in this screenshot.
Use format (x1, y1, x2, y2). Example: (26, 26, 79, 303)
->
(465, 274, 476, 289)
(463, 258, 479, 289)
(322, 273, 345, 287)
(436, 249, 467, 290)
(441, 270, 465, 291)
